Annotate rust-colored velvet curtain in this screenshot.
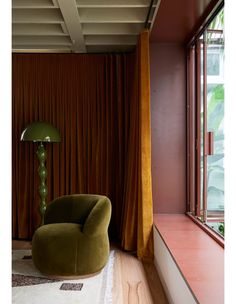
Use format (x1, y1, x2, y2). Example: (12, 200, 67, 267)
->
(12, 30, 153, 260)
(12, 53, 134, 240)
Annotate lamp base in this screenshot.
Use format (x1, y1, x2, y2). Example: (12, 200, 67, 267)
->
(36, 142, 48, 225)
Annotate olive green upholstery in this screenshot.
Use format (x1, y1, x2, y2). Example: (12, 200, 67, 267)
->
(32, 194, 112, 276)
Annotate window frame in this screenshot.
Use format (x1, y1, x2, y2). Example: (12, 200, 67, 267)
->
(186, 1, 224, 246)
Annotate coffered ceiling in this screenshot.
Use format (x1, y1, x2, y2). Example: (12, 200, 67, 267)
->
(12, 0, 161, 53)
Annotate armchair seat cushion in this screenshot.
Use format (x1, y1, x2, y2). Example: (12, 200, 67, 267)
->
(32, 194, 111, 276)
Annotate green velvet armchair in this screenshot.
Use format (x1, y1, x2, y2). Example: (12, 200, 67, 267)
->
(32, 194, 112, 276)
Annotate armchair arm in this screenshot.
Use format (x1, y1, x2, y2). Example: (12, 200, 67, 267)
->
(83, 197, 111, 237)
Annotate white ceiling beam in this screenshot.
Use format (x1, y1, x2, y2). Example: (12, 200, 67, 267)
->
(57, 0, 86, 53)
(12, 24, 66, 36)
(79, 8, 148, 23)
(60, 23, 69, 35)
(51, 0, 59, 7)
(85, 35, 138, 46)
(12, 9, 63, 23)
(82, 23, 144, 35)
(13, 35, 72, 46)
(12, 0, 57, 9)
(76, 0, 151, 8)
(12, 47, 71, 53)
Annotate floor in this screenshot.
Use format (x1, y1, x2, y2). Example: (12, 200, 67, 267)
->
(12, 240, 168, 304)
(154, 214, 224, 304)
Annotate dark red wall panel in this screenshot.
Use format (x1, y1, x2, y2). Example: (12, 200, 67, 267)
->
(150, 0, 221, 43)
(150, 43, 186, 213)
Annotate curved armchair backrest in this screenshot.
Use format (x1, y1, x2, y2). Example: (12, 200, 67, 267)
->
(44, 194, 111, 229)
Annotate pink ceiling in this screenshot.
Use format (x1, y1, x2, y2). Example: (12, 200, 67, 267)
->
(150, 0, 222, 43)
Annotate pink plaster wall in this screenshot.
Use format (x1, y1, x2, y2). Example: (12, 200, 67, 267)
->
(150, 43, 187, 213)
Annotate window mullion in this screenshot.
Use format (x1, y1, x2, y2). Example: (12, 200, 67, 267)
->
(195, 39, 201, 218)
(203, 31, 208, 223)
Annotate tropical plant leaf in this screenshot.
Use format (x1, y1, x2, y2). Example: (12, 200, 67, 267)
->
(207, 153, 224, 163)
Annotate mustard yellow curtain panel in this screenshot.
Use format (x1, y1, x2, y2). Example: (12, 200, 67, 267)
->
(12, 31, 153, 260)
(121, 30, 153, 260)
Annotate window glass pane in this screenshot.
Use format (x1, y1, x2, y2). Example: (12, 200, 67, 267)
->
(207, 53, 220, 75)
(206, 9, 224, 236)
(200, 37, 204, 217)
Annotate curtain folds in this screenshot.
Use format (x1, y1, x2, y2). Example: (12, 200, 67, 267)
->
(121, 30, 154, 260)
(12, 30, 153, 260)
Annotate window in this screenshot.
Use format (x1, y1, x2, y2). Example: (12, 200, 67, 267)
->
(187, 7, 224, 239)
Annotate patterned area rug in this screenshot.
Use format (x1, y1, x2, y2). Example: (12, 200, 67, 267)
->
(12, 250, 114, 304)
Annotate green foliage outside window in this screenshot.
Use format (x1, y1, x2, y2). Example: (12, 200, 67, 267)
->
(207, 84, 224, 211)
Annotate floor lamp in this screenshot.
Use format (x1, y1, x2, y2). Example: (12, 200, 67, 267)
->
(20, 121, 61, 225)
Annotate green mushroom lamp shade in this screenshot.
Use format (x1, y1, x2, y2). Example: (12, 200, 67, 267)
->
(20, 121, 61, 143)
(20, 122, 61, 226)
